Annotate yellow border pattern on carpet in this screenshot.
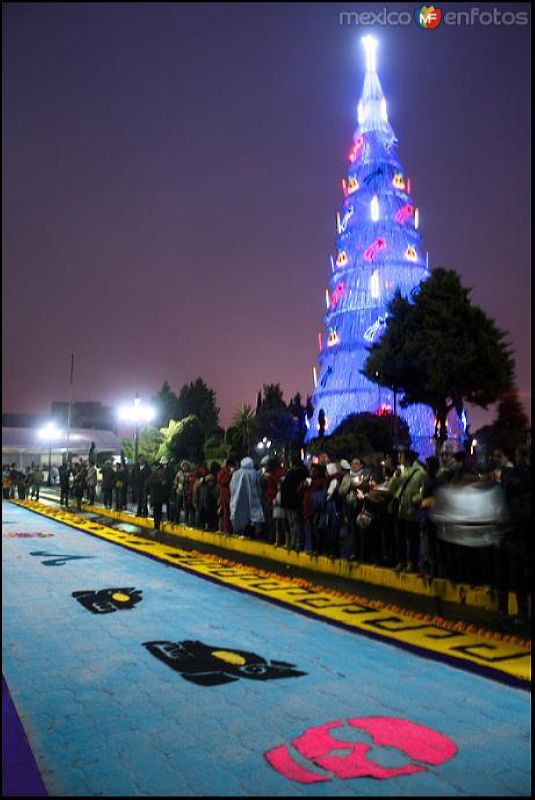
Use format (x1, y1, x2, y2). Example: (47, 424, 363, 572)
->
(11, 500, 531, 686)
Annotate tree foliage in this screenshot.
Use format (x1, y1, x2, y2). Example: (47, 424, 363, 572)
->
(120, 425, 163, 463)
(474, 388, 530, 457)
(176, 377, 220, 436)
(157, 415, 205, 463)
(230, 404, 255, 458)
(363, 268, 515, 449)
(153, 381, 180, 427)
(253, 384, 303, 457)
(306, 411, 410, 461)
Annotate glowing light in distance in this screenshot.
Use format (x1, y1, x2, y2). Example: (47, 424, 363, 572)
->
(118, 398, 155, 425)
(370, 195, 379, 221)
(370, 270, 380, 298)
(380, 98, 388, 122)
(313, 367, 318, 388)
(38, 422, 62, 441)
(414, 208, 420, 229)
(325, 289, 330, 309)
(362, 35, 378, 72)
(317, 332, 322, 351)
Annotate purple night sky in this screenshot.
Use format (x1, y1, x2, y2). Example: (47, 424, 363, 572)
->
(2, 3, 531, 432)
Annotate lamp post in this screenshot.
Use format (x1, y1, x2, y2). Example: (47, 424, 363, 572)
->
(118, 393, 155, 462)
(38, 422, 62, 485)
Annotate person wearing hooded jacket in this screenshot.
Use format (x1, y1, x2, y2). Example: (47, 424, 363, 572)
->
(229, 457, 265, 537)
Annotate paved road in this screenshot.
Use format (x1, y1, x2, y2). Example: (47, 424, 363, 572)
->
(2, 502, 531, 796)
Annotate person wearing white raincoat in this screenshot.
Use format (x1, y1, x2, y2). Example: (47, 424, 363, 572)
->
(229, 457, 265, 536)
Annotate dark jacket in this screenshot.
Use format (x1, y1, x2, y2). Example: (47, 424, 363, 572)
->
(281, 465, 308, 511)
(148, 467, 169, 505)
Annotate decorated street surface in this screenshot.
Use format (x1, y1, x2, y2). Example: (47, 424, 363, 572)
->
(2, 501, 531, 796)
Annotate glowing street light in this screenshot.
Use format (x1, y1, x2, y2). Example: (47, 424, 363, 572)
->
(256, 437, 272, 452)
(38, 422, 62, 485)
(118, 393, 155, 462)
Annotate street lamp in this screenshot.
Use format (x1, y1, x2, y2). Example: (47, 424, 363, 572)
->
(256, 437, 272, 453)
(38, 422, 62, 485)
(118, 393, 155, 462)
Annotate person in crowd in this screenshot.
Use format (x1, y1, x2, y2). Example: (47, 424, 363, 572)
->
(15, 467, 26, 499)
(86, 461, 98, 505)
(318, 452, 330, 468)
(172, 461, 188, 524)
(419, 455, 440, 577)
(24, 466, 33, 497)
(159, 458, 173, 521)
(280, 454, 308, 551)
(131, 454, 152, 517)
(147, 461, 168, 533)
(72, 461, 87, 511)
(324, 461, 342, 558)
(229, 457, 265, 537)
(263, 457, 285, 543)
(2, 465, 11, 499)
(493, 445, 531, 624)
(339, 458, 367, 561)
(389, 448, 426, 573)
(30, 463, 44, 500)
(183, 462, 197, 526)
(88, 441, 96, 466)
(272, 479, 286, 547)
(297, 463, 329, 556)
(114, 461, 128, 511)
(101, 460, 115, 510)
(59, 460, 72, 508)
(437, 441, 457, 484)
(196, 467, 219, 531)
(217, 459, 234, 534)
(9, 463, 18, 498)
(380, 452, 397, 482)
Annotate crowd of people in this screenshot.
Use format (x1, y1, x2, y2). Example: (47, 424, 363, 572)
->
(2, 440, 530, 623)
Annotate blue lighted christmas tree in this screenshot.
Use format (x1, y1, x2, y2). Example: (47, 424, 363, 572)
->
(307, 37, 465, 453)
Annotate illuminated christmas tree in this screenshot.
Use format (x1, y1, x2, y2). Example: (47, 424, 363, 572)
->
(307, 36, 465, 453)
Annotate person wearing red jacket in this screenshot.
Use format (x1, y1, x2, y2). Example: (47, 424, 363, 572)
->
(217, 459, 235, 534)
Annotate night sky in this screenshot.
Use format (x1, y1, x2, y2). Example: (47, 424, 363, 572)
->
(2, 3, 531, 432)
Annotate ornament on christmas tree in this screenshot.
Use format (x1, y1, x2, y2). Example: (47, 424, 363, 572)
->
(395, 204, 414, 224)
(344, 176, 359, 195)
(364, 237, 386, 261)
(336, 251, 349, 267)
(392, 172, 406, 190)
(327, 328, 340, 347)
(405, 245, 418, 262)
(331, 283, 345, 308)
